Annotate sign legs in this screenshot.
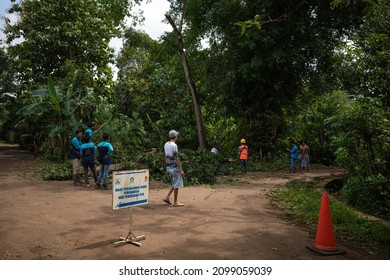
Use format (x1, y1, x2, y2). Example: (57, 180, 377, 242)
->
(114, 207, 145, 247)
(114, 231, 145, 247)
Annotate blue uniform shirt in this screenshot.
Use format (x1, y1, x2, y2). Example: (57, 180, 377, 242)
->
(97, 141, 114, 165)
(69, 136, 82, 159)
(291, 145, 298, 159)
(71, 136, 82, 150)
(80, 142, 95, 166)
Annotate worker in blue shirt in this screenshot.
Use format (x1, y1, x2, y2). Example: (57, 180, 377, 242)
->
(80, 135, 97, 188)
(96, 133, 114, 190)
(287, 141, 299, 173)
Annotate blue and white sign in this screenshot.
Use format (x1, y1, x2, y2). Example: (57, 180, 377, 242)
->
(112, 169, 149, 210)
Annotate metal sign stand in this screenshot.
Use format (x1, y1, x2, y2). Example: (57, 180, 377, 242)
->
(114, 207, 145, 247)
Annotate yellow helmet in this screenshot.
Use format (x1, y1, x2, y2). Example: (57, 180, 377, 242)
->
(240, 138, 246, 144)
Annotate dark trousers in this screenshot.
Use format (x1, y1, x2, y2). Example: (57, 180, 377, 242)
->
(240, 159, 247, 174)
(83, 164, 97, 185)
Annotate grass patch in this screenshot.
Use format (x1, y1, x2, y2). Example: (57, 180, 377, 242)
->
(270, 179, 390, 259)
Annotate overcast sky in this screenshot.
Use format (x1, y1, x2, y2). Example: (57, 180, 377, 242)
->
(0, 0, 171, 48)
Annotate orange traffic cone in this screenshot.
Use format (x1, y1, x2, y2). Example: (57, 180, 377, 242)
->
(306, 192, 346, 255)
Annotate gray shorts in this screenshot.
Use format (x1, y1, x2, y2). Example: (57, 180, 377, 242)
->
(166, 166, 184, 188)
(302, 155, 310, 168)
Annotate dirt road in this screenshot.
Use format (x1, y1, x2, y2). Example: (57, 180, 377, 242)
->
(0, 142, 372, 260)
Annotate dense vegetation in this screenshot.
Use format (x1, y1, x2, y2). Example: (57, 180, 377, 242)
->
(0, 0, 389, 222)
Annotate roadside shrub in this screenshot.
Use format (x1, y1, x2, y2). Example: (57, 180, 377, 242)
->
(42, 161, 72, 181)
(340, 175, 390, 220)
(181, 149, 231, 185)
(146, 151, 169, 182)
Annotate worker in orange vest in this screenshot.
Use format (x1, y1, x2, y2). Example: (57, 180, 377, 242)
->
(238, 138, 249, 174)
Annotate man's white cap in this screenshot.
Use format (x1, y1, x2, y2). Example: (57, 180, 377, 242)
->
(169, 130, 179, 138)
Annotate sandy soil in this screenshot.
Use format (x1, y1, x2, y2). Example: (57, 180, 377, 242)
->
(0, 141, 373, 260)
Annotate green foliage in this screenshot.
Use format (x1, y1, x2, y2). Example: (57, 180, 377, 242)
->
(181, 0, 367, 154)
(328, 95, 390, 177)
(97, 113, 148, 166)
(15, 76, 90, 160)
(3, 0, 127, 86)
(47, 77, 61, 114)
(0, 46, 16, 104)
(1, 0, 132, 157)
(235, 14, 262, 35)
(145, 150, 167, 181)
(114, 28, 201, 150)
(356, 0, 390, 106)
(340, 175, 390, 220)
(41, 161, 72, 181)
(271, 180, 390, 258)
(289, 91, 390, 222)
(203, 112, 240, 156)
(181, 149, 231, 185)
(289, 90, 390, 175)
(286, 90, 351, 165)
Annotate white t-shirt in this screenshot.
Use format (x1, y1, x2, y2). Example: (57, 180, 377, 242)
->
(164, 141, 178, 166)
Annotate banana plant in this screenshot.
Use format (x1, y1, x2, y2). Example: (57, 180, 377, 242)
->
(17, 76, 75, 160)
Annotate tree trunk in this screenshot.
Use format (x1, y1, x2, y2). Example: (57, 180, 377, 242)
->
(165, 13, 206, 150)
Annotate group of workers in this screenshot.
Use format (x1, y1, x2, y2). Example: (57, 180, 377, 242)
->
(239, 138, 310, 174)
(287, 140, 310, 173)
(69, 126, 114, 189)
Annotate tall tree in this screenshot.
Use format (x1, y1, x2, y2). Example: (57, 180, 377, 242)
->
(165, 0, 206, 149)
(3, 0, 135, 89)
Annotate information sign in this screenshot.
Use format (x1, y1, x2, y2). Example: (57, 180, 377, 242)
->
(112, 169, 149, 210)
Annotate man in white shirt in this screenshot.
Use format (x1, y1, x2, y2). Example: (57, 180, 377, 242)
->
(163, 130, 185, 207)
